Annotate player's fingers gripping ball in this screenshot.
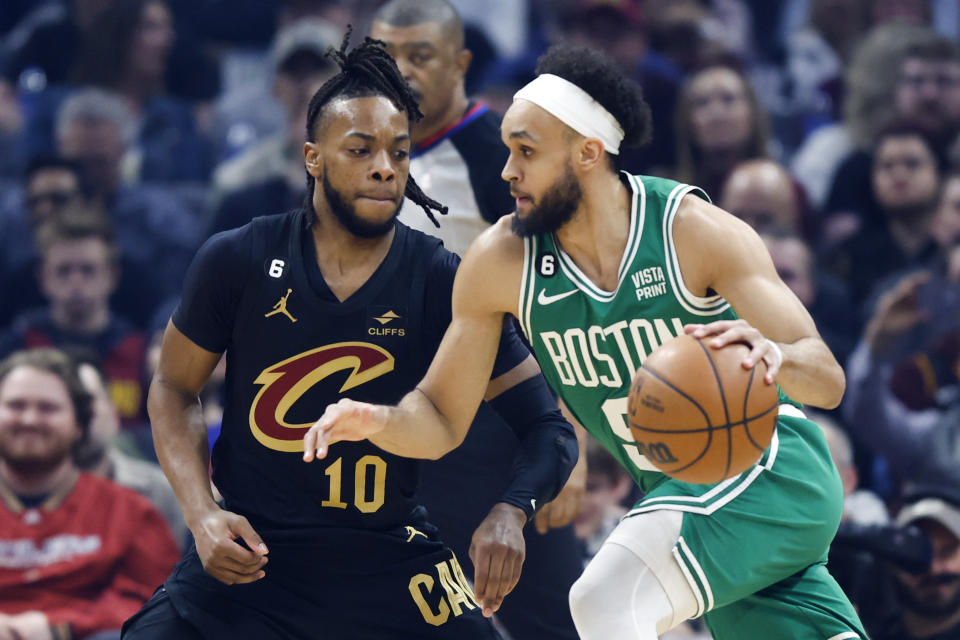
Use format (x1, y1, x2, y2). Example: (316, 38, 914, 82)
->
(627, 334, 779, 484)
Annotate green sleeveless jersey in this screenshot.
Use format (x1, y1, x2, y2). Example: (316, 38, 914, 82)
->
(517, 174, 736, 493)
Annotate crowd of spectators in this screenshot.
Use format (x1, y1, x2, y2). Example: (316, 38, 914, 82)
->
(0, 0, 959, 638)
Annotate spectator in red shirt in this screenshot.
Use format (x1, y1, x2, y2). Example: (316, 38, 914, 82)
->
(0, 348, 179, 640)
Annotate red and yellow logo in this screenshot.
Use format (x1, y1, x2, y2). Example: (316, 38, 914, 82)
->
(248, 342, 395, 452)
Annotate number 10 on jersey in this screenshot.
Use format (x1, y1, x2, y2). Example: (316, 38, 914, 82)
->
(321, 455, 387, 513)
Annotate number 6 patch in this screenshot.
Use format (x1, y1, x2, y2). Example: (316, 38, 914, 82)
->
(266, 258, 285, 278)
(538, 253, 556, 278)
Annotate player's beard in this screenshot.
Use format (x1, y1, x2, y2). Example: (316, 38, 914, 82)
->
(511, 162, 582, 237)
(323, 173, 402, 239)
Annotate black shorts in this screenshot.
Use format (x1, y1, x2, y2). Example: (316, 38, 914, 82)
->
(123, 525, 500, 640)
(419, 403, 582, 639)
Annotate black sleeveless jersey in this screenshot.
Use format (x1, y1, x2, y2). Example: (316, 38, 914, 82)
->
(172, 209, 527, 531)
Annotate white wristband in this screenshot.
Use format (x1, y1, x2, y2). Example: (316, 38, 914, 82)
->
(765, 340, 783, 371)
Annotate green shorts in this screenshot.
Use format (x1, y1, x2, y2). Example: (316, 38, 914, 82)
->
(623, 406, 867, 639)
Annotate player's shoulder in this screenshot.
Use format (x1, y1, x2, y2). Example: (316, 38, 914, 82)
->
(672, 187, 768, 289)
(466, 215, 524, 265)
(674, 189, 754, 241)
(198, 209, 301, 266)
(246, 208, 303, 244)
(454, 216, 524, 314)
(395, 221, 452, 267)
(396, 220, 445, 252)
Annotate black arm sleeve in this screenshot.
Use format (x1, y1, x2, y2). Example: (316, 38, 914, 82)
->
(170, 225, 253, 353)
(488, 375, 579, 519)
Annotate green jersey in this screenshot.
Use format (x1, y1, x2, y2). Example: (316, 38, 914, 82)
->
(513, 176, 866, 639)
(517, 174, 735, 493)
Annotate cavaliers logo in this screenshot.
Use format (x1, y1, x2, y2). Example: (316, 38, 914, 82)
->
(249, 342, 395, 452)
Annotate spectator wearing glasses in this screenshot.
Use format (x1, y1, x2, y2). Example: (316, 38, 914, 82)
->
(0, 157, 88, 280)
(0, 156, 164, 330)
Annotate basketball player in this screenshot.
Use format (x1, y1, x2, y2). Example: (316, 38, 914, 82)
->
(307, 44, 868, 639)
(122, 35, 577, 639)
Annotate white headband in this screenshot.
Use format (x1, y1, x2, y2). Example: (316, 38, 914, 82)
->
(513, 74, 625, 155)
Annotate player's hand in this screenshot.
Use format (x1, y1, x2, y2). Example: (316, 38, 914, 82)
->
(303, 398, 389, 461)
(469, 503, 526, 617)
(188, 507, 269, 585)
(534, 456, 585, 534)
(685, 320, 782, 384)
(864, 270, 931, 356)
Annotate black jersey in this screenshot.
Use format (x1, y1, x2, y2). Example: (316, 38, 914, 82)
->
(172, 209, 527, 532)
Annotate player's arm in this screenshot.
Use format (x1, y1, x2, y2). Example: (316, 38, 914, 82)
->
(533, 400, 589, 535)
(149, 326, 224, 531)
(484, 344, 579, 522)
(304, 217, 523, 459)
(469, 350, 579, 616)
(149, 325, 268, 584)
(673, 195, 845, 408)
(150, 227, 268, 585)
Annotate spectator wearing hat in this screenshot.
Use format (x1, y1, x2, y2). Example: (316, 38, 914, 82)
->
(204, 20, 340, 238)
(0, 348, 178, 640)
(867, 486, 960, 639)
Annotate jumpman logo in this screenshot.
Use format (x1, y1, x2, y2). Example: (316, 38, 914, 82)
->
(405, 526, 428, 542)
(265, 288, 297, 323)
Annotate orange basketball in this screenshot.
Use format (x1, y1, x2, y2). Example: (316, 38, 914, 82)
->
(627, 334, 779, 484)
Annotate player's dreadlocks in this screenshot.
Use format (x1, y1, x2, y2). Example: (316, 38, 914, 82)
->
(303, 27, 448, 227)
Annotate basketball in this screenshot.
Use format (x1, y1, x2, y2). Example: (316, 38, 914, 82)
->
(627, 334, 779, 484)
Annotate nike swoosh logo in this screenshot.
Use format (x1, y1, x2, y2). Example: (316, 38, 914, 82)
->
(537, 288, 579, 305)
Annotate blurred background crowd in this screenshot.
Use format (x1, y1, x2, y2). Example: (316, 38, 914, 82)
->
(1, 0, 960, 638)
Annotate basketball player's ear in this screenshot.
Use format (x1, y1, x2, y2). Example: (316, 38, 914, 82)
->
(303, 142, 323, 180)
(456, 47, 472, 78)
(577, 138, 605, 172)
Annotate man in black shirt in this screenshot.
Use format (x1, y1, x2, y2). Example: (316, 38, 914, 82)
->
(122, 35, 576, 639)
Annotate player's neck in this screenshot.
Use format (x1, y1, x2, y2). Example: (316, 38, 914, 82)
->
(309, 215, 396, 302)
(554, 171, 632, 292)
(0, 457, 77, 499)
